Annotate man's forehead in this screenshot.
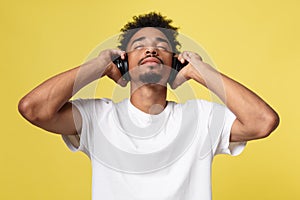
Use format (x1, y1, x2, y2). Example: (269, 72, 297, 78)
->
(129, 27, 169, 43)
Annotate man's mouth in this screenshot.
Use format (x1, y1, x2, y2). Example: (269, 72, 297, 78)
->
(139, 56, 164, 66)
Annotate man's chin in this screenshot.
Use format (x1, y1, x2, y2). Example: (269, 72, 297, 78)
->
(139, 73, 163, 84)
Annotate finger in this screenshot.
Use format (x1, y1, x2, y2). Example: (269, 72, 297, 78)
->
(177, 53, 187, 64)
(117, 78, 128, 87)
(107, 62, 129, 87)
(171, 70, 188, 89)
(111, 49, 124, 55)
(112, 49, 126, 59)
(110, 49, 125, 61)
(183, 51, 203, 62)
(120, 51, 126, 60)
(115, 70, 129, 87)
(181, 51, 192, 62)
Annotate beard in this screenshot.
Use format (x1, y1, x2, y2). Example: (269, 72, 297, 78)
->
(139, 72, 162, 84)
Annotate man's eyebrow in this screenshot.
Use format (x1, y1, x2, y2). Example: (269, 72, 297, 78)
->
(129, 36, 171, 49)
(156, 37, 169, 44)
(130, 37, 146, 46)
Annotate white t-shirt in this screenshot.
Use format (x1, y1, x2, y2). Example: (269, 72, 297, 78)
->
(62, 98, 246, 200)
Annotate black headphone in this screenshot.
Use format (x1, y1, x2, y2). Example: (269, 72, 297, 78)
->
(113, 53, 188, 84)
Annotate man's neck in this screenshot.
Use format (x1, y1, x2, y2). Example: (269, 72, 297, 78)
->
(130, 83, 167, 115)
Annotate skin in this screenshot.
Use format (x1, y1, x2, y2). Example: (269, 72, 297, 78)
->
(18, 27, 279, 143)
(126, 28, 173, 114)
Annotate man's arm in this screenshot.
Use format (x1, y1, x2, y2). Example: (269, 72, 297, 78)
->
(175, 51, 279, 142)
(18, 49, 126, 135)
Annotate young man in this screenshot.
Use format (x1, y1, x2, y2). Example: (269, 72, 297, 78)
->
(18, 12, 279, 199)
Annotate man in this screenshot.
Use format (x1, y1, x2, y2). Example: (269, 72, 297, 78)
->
(18, 12, 279, 199)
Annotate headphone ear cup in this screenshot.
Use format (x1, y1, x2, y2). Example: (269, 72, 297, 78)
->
(169, 54, 189, 85)
(122, 54, 130, 81)
(113, 54, 130, 81)
(168, 56, 179, 85)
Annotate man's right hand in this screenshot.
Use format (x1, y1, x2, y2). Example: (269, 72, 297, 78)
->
(18, 49, 127, 136)
(97, 49, 128, 87)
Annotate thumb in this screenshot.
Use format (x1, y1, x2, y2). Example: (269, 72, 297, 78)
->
(170, 71, 188, 89)
(117, 77, 129, 87)
(107, 62, 129, 87)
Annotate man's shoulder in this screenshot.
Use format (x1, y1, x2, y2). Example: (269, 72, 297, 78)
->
(175, 99, 228, 117)
(70, 98, 119, 112)
(175, 99, 214, 108)
(71, 97, 114, 105)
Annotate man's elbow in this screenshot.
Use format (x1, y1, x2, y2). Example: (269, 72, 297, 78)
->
(255, 111, 280, 139)
(18, 97, 54, 124)
(18, 97, 36, 122)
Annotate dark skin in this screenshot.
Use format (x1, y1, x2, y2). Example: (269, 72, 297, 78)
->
(18, 27, 279, 144)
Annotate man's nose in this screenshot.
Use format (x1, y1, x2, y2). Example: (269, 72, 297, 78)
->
(145, 47, 158, 56)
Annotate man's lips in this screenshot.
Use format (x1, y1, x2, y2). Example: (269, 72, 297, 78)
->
(139, 56, 164, 65)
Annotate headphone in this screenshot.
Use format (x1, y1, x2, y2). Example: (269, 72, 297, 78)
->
(113, 53, 188, 84)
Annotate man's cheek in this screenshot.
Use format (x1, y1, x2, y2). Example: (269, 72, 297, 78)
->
(128, 53, 140, 69)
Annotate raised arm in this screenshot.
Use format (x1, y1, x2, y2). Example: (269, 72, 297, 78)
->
(18, 49, 126, 135)
(174, 51, 279, 142)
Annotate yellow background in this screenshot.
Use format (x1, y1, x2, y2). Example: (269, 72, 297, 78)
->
(1, 0, 299, 199)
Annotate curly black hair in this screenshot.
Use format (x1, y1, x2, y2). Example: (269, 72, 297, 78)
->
(118, 12, 181, 53)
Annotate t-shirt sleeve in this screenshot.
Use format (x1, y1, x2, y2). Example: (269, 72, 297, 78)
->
(213, 103, 246, 156)
(61, 98, 98, 158)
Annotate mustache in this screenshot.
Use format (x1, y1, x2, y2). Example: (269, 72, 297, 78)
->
(138, 55, 164, 66)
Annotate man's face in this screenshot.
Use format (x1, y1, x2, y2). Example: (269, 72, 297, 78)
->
(126, 27, 173, 85)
